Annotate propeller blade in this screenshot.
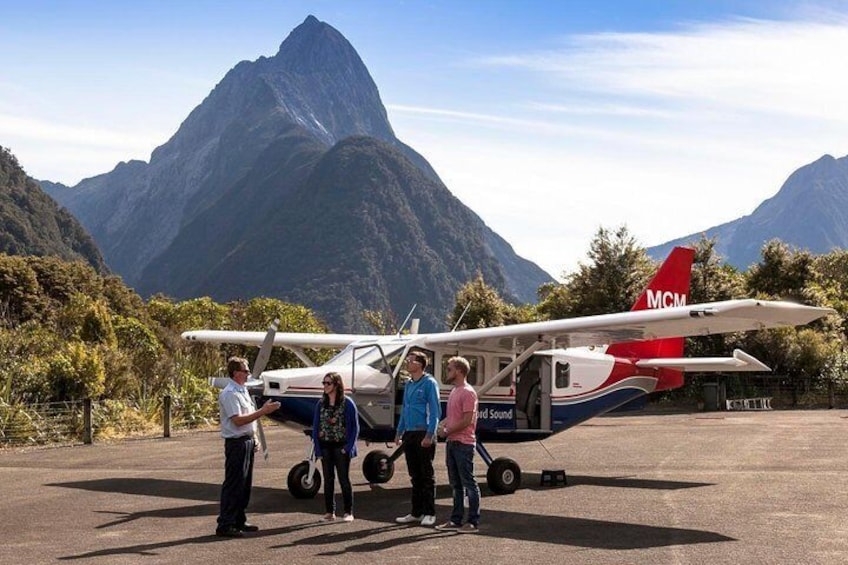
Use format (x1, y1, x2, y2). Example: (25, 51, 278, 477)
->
(255, 419, 269, 462)
(252, 318, 279, 462)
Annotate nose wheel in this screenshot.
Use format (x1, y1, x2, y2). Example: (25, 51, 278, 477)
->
(287, 460, 322, 498)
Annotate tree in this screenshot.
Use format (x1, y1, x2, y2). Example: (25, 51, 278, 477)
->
(46, 342, 106, 401)
(448, 273, 509, 330)
(0, 254, 43, 324)
(685, 236, 745, 359)
(746, 240, 814, 302)
(688, 236, 744, 304)
(229, 297, 333, 369)
(537, 226, 654, 319)
(806, 249, 848, 340)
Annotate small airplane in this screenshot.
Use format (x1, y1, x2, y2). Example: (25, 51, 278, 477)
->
(182, 246, 832, 497)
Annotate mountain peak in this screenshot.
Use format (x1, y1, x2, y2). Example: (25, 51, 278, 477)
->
(276, 15, 353, 70)
(647, 152, 848, 268)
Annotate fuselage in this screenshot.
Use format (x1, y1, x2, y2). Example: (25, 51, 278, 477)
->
(256, 337, 663, 444)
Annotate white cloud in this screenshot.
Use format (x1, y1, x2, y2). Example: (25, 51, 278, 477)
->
(0, 113, 160, 150)
(390, 16, 848, 277)
(0, 113, 164, 184)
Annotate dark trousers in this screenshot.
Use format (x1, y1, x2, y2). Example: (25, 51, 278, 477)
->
(402, 430, 436, 517)
(446, 441, 481, 526)
(218, 436, 255, 529)
(320, 444, 353, 515)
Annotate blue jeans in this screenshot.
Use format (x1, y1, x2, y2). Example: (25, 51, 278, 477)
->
(445, 441, 480, 526)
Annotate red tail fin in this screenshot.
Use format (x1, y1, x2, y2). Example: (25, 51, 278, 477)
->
(606, 247, 695, 389)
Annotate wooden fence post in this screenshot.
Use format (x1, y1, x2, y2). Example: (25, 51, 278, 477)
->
(83, 398, 92, 444)
(163, 395, 171, 438)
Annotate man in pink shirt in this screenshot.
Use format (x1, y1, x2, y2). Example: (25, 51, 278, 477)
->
(435, 356, 480, 533)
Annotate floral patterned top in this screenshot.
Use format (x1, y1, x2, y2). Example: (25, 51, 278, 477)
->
(318, 402, 346, 446)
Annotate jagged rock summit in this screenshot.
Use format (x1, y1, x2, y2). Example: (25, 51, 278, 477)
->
(647, 154, 848, 268)
(44, 16, 552, 331)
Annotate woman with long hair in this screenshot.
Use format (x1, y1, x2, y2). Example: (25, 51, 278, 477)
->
(311, 371, 360, 521)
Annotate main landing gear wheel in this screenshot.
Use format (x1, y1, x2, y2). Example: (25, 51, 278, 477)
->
(487, 457, 521, 494)
(287, 461, 321, 499)
(362, 450, 394, 484)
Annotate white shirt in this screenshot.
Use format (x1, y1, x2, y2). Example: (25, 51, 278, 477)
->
(219, 380, 257, 438)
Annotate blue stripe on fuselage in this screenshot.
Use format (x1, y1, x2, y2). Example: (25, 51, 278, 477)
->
(260, 386, 648, 444)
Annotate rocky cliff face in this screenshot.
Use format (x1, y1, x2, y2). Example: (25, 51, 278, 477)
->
(44, 16, 552, 330)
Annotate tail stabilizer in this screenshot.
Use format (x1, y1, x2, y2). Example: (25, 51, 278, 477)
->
(607, 246, 695, 389)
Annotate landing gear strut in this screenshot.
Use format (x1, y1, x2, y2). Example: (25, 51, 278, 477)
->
(287, 430, 321, 499)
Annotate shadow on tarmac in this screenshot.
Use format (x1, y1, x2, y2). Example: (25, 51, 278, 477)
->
(50, 476, 733, 559)
(521, 472, 714, 491)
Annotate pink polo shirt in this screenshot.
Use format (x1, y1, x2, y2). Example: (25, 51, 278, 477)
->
(445, 381, 478, 445)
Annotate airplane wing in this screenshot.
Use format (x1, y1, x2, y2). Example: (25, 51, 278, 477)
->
(635, 349, 771, 372)
(420, 299, 833, 353)
(181, 330, 374, 349)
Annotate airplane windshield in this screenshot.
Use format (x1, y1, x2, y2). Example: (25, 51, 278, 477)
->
(325, 343, 406, 370)
(325, 344, 371, 365)
(369, 345, 406, 374)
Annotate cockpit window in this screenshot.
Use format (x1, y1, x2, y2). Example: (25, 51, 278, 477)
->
(326, 343, 407, 373)
(369, 345, 406, 374)
(326, 343, 378, 366)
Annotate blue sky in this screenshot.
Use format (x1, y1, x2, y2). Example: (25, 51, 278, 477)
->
(2, 1, 848, 278)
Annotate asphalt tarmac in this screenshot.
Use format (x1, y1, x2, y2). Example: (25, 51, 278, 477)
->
(1, 410, 847, 564)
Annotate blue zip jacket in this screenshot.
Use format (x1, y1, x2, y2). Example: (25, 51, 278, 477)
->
(396, 373, 441, 438)
(311, 396, 360, 458)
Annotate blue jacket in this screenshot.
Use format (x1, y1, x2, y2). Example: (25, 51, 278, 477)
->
(396, 373, 441, 438)
(311, 396, 360, 458)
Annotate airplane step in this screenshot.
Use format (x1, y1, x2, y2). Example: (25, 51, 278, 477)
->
(540, 469, 567, 487)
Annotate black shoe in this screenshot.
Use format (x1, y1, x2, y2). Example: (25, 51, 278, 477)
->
(215, 525, 243, 538)
(239, 523, 259, 532)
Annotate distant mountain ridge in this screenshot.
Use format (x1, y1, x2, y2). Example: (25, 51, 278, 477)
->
(647, 154, 848, 268)
(43, 16, 552, 331)
(0, 147, 106, 273)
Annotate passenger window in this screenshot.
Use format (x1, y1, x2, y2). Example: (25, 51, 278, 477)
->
(498, 358, 514, 387)
(555, 362, 570, 388)
(440, 355, 482, 386)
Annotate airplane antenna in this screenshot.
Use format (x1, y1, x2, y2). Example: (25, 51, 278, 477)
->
(397, 304, 417, 337)
(451, 302, 472, 332)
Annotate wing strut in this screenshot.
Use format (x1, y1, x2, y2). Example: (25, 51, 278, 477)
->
(475, 338, 548, 397)
(287, 346, 317, 368)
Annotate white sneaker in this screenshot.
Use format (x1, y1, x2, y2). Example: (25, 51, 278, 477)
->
(420, 515, 436, 527)
(396, 513, 422, 524)
(342, 513, 354, 522)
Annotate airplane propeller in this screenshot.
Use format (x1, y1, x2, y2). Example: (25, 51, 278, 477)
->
(250, 318, 279, 461)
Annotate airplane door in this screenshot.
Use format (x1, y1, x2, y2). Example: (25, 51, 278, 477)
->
(351, 344, 396, 429)
(515, 356, 552, 431)
(539, 358, 552, 431)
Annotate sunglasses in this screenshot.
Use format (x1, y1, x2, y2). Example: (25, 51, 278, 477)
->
(322, 381, 334, 386)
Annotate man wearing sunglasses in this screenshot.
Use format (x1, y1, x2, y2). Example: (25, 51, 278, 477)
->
(216, 356, 281, 537)
(394, 351, 441, 527)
